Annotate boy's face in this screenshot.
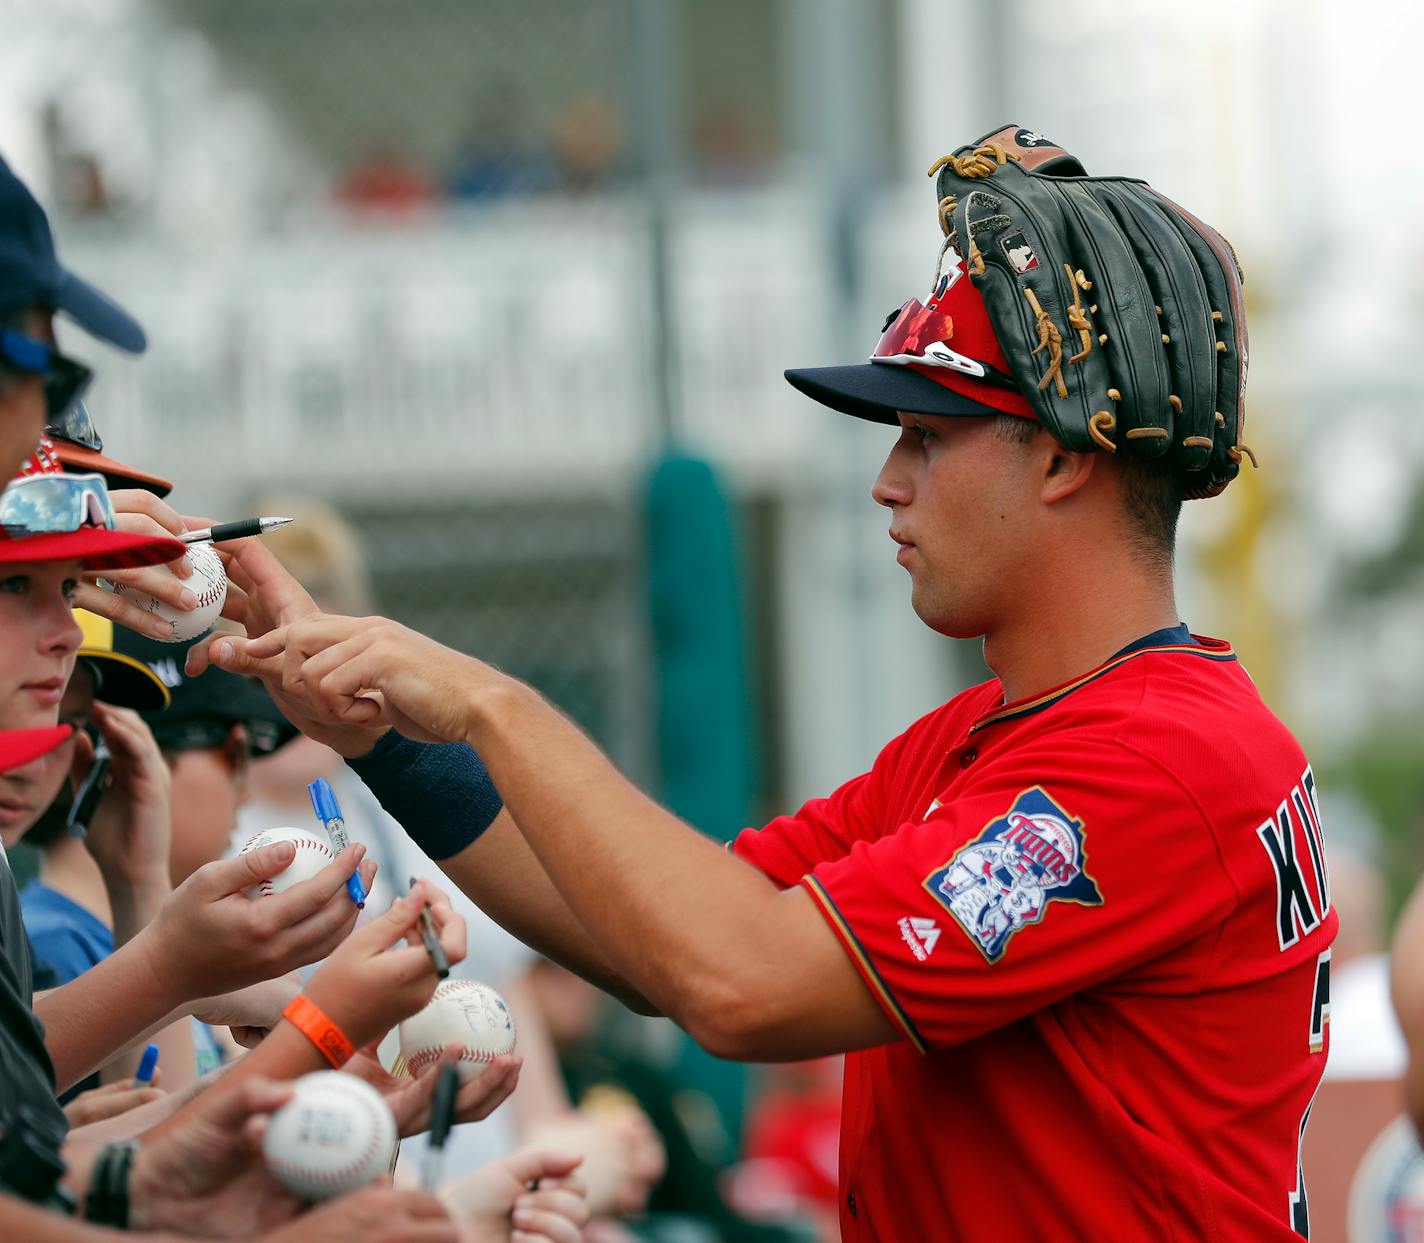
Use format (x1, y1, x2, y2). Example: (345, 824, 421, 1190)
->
(0, 559, 84, 731)
(0, 663, 92, 845)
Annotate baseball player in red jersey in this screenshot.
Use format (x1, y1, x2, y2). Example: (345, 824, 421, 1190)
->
(201, 125, 1336, 1240)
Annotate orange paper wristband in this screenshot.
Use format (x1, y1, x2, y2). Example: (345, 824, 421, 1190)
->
(282, 996, 355, 1068)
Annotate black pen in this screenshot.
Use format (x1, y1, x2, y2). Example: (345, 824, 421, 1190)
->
(421, 1064, 461, 1190)
(180, 517, 293, 545)
(410, 876, 450, 979)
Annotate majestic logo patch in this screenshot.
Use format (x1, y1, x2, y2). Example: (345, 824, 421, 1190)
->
(925, 787, 1102, 962)
(898, 915, 940, 961)
(1001, 230, 1040, 274)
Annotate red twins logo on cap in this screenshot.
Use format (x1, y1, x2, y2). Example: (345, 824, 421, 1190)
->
(872, 252, 1034, 419)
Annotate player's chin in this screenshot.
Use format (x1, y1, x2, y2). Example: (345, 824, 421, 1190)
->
(910, 589, 981, 641)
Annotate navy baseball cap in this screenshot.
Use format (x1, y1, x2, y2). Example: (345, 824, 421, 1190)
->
(0, 156, 146, 352)
(115, 628, 299, 756)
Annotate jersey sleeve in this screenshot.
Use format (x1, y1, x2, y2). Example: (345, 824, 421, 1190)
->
(801, 739, 1238, 1051)
(731, 720, 930, 887)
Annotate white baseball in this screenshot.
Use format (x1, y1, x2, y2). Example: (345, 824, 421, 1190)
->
(238, 826, 335, 898)
(399, 980, 517, 1080)
(262, 1071, 396, 1202)
(109, 540, 227, 642)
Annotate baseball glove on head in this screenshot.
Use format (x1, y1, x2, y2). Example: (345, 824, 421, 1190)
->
(931, 124, 1253, 499)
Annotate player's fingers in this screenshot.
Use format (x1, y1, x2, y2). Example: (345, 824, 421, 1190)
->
(71, 580, 178, 641)
(216, 628, 290, 666)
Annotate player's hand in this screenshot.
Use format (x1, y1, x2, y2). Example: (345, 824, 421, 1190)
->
(344, 1044, 520, 1139)
(442, 1147, 588, 1243)
(72, 488, 198, 641)
(62, 1077, 167, 1127)
(259, 1187, 468, 1243)
(302, 878, 467, 1050)
(185, 537, 390, 759)
(127, 1075, 301, 1237)
(75, 703, 173, 900)
(212, 614, 498, 747)
(192, 971, 304, 1048)
(134, 839, 376, 1005)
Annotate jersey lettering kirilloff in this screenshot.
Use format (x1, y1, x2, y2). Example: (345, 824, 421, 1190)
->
(734, 630, 1336, 1243)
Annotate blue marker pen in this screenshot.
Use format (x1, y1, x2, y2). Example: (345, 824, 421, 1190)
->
(308, 778, 366, 907)
(135, 1043, 160, 1085)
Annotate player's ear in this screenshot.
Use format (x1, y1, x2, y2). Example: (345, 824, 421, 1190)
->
(1039, 441, 1097, 506)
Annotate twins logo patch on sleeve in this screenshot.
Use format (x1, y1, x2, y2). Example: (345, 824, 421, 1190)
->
(925, 787, 1102, 962)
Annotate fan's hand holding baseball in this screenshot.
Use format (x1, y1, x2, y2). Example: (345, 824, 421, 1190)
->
(302, 879, 467, 1049)
(71, 488, 200, 641)
(75, 703, 173, 919)
(137, 840, 375, 1004)
(215, 615, 497, 747)
(124, 1075, 301, 1237)
(344, 1044, 521, 1139)
(443, 1147, 588, 1243)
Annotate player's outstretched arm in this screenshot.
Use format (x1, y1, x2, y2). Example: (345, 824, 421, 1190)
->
(211, 615, 900, 1061)
(35, 838, 374, 1091)
(187, 533, 651, 1011)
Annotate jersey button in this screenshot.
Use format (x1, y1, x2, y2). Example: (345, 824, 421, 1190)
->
(959, 746, 977, 768)
(847, 1190, 858, 1218)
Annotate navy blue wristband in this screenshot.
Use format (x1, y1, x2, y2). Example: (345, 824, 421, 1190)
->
(346, 731, 504, 860)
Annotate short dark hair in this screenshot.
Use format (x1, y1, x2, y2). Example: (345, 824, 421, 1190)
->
(990, 414, 1181, 565)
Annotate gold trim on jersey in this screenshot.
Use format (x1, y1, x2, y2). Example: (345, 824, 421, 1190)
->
(968, 641, 1236, 735)
(803, 874, 929, 1055)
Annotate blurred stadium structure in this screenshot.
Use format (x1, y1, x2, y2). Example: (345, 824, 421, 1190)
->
(4, 0, 1422, 858)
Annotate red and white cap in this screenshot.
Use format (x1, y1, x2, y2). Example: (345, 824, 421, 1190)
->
(784, 252, 1033, 425)
(0, 438, 185, 570)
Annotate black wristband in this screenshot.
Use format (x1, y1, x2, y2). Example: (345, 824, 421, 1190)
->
(83, 1139, 138, 1229)
(346, 730, 503, 860)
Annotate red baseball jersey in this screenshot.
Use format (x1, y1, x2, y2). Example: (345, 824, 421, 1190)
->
(734, 627, 1335, 1241)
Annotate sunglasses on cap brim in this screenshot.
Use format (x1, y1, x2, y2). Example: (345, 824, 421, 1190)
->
(872, 300, 1020, 392)
(0, 328, 95, 421)
(0, 471, 115, 538)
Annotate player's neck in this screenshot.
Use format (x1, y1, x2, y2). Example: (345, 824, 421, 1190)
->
(39, 836, 114, 926)
(983, 565, 1180, 705)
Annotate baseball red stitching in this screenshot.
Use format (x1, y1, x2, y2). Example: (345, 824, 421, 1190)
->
(252, 836, 335, 896)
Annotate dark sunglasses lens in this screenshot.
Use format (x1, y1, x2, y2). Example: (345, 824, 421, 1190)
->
(46, 398, 103, 451)
(44, 357, 93, 421)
